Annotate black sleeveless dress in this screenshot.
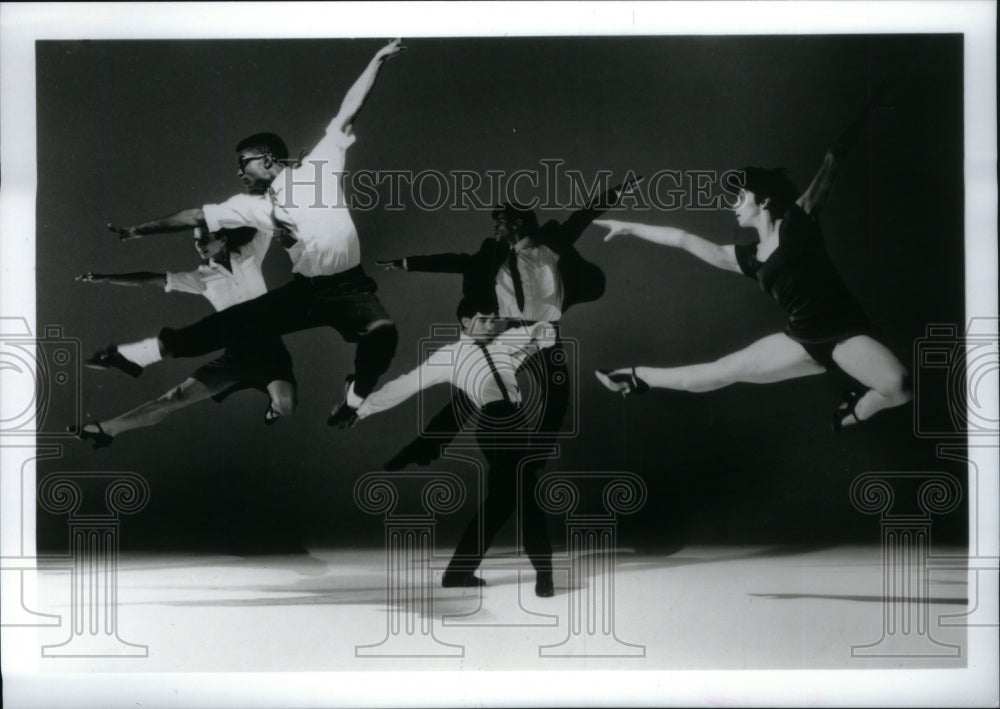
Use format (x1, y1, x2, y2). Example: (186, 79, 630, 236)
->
(733, 204, 876, 367)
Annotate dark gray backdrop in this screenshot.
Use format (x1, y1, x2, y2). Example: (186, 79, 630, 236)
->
(35, 36, 965, 553)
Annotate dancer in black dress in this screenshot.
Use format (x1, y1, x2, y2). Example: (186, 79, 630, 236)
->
(595, 100, 911, 429)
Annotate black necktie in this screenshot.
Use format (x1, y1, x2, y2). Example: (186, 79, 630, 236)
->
(506, 246, 525, 312)
(477, 342, 513, 406)
(267, 187, 298, 249)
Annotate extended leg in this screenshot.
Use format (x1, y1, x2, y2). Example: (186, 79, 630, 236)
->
(97, 378, 229, 439)
(599, 332, 826, 393)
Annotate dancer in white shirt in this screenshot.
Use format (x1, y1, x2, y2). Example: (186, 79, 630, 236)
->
(76, 226, 296, 448)
(357, 300, 558, 597)
(89, 39, 405, 428)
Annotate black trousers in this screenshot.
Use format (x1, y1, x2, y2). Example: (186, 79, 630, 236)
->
(444, 401, 552, 577)
(387, 339, 570, 469)
(158, 266, 398, 398)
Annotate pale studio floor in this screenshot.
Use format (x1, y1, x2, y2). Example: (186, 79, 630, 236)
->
(13, 544, 973, 674)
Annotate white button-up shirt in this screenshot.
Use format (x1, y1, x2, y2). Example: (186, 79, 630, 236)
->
(165, 230, 269, 311)
(203, 121, 359, 278)
(495, 238, 564, 322)
(357, 323, 555, 419)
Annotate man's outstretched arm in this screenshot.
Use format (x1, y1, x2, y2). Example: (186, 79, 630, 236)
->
(107, 208, 206, 241)
(329, 38, 406, 135)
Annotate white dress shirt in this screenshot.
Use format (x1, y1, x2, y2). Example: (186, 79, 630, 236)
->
(357, 323, 554, 420)
(202, 120, 359, 278)
(495, 238, 564, 322)
(165, 230, 269, 312)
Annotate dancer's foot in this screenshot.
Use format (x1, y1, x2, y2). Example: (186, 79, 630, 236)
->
(832, 388, 870, 431)
(85, 346, 143, 378)
(535, 572, 555, 598)
(327, 375, 359, 429)
(595, 367, 649, 397)
(264, 401, 281, 426)
(75, 423, 113, 449)
(442, 572, 486, 588)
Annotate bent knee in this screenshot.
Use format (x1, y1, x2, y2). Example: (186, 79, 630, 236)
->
(362, 318, 398, 347)
(271, 391, 298, 417)
(364, 318, 397, 336)
(879, 369, 912, 404)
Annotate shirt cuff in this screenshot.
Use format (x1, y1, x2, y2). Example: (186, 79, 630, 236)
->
(202, 203, 223, 233)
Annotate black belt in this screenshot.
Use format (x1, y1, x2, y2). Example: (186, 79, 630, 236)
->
(293, 264, 365, 284)
(501, 318, 560, 332)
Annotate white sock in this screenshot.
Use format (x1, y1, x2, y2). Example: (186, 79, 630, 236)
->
(346, 380, 364, 408)
(117, 337, 162, 367)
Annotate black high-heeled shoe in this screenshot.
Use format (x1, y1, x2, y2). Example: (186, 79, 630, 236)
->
(264, 402, 281, 426)
(76, 423, 113, 449)
(832, 388, 869, 432)
(595, 367, 650, 397)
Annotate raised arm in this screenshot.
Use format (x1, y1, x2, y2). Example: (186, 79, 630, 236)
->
(107, 208, 206, 242)
(76, 271, 167, 287)
(797, 85, 888, 218)
(547, 175, 644, 250)
(329, 38, 405, 135)
(595, 219, 741, 273)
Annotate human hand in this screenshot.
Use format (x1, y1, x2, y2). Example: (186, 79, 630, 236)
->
(594, 219, 637, 243)
(376, 259, 405, 271)
(376, 38, 406, 62)
(107, 222, 140, 241)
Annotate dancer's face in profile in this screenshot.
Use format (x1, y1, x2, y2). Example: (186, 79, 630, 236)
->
(493, 214, 521, 243)
(193, 228, 227, 262)
(462, 313, 498, 342)
(236, 150, 274, 194)
(732, 188, 762, 227)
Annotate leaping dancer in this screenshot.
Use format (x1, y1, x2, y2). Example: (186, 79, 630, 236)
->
(75, 227, 297, 448)
(86, 39, 405, 428)
(595, 96, 912, 430)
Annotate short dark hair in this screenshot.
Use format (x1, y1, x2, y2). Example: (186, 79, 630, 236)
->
(456, 297, 492, 323)
(214, 226, 258, 255)
(738, 167, 798, 217)
(491, 202, 539, 235)
(235, 132, 289, 162)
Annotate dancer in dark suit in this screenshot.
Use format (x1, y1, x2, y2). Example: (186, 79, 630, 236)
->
(377, 176, 640, 467)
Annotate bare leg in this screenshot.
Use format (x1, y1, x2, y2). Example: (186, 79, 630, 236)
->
(264, 379, 298, 423)
(831, 335, 912, 426)
(97, 378, 229, 438)
(604, 333, 826, 393)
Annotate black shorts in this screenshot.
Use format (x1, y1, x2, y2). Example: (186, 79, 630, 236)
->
(191, 337, 296, 403)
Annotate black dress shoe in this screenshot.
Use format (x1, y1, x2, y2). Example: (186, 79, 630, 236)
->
(85, 346, 143, 378)
(442, 572, 486, 588)
(76, 423, 113, 450)
(327, 375, 359, 429)
(535, 573, 555, 598)
(326, 400, 358, 429)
